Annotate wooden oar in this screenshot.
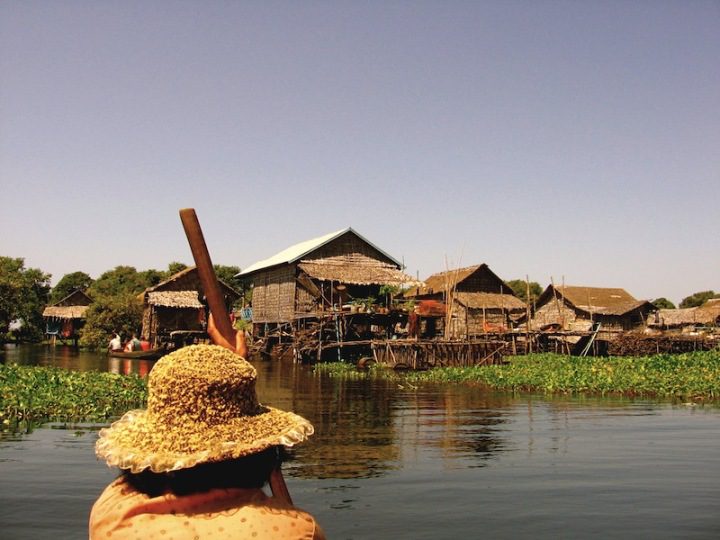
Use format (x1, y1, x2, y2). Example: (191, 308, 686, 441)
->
(179, 207, 294, 505)
(179, 208, 236, 346)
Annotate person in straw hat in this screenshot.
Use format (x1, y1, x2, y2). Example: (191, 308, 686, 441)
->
(89, 315, 325, 539)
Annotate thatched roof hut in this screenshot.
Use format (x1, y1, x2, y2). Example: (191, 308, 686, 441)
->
(649, 298, 720, 330)
(403, 264, 525, 337)
(238, 227, 417, 324)
(404, 264, 516, 299)
(43, 290, 93, 341)
(139, 267, 240, 346)
(43, 289, 93, 320)
(530, 285, 655, 332)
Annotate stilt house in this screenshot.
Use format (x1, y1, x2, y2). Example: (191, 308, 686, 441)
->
(529, 285, 655, 333)
(237, 227, 417, 330)
(648, 298, 720, 332)
(138, 267, 240, 347)
(42, 289, 92, 344)
(403, 264, 526, 338)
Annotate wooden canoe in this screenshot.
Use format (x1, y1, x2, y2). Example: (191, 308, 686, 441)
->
(108, 347, 166, 360)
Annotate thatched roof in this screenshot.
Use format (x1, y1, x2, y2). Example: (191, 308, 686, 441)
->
(42, 289, 93, 319)
(649, 308, 699, 327)
(139, 266, 240, 300)
(147, 291, 204, 308)
(651, 300, 720, 327)
(42, 305, 89, 319)
(455, 292, 526, 311)
(540, 285, 652, 316)
(238, 227, 402, 277)
(404, 264, 512, 297)
(298, 258, 418, 286)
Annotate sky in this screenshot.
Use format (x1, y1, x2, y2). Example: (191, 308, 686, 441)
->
(1, 1, 718, 306)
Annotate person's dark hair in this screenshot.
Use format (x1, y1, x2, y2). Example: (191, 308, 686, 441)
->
(121, 446, 282, 497)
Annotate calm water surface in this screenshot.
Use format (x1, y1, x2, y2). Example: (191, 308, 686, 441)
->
(1, 344, 719, 539)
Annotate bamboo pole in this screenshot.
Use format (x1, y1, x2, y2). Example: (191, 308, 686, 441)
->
(525, 275, 532, 353)
(551, 277, 564, 330)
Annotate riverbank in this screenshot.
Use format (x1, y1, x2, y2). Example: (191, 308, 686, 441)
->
(316, 350, 720, 401)
(0, 364, 146, 432)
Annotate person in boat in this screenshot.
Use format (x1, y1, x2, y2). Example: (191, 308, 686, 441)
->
(89, 314, 325, 540)
(124, 333, 142, 352)
(108, 333, 122, 352)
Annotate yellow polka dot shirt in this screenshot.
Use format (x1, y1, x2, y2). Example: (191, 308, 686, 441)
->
(89, 477, 326, 540)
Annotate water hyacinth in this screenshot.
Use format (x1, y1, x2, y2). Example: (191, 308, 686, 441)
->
(0, 364, 147, 433)
(315, 350, 720, 401)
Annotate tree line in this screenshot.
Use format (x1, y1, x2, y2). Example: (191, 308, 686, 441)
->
(0, 256, 242, 348)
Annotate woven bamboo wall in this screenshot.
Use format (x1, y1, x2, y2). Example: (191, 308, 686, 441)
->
(303, 233, 397, 266)
(532, 300, 643, 332)
(532, 301, 578, 329)
(295, 281, 317, 314)
(593, 313, 639, 331)
(251, 265, 296, 323)
(156, 271, 201, 292)
(465, 307, 507, 334)
(456, 268, 510, 294)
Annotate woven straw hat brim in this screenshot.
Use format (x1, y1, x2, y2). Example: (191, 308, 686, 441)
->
(96, 406, 314, 473)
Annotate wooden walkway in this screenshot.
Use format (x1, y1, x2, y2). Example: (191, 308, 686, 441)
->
(370, 339, 506, 369)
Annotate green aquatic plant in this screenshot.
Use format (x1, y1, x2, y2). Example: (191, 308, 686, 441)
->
(0, 364, 147, 433)
(315, 350, 720, 401)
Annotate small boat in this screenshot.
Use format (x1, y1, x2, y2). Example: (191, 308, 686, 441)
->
(108, 347, 167, 360)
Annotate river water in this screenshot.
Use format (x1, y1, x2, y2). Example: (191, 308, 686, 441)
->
(1, 345, 719, 539)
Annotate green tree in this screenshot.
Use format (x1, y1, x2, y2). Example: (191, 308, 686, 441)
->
(0, 256, 51, 342)
(165, 261, 188, 278)
(50, 271, 94, 303)
(87, 266, 156, 300)
(505, 279, 543, 304)
(79, 295, 143, 349)
(651, 297, 676, 310)
(214, 264, 242, 291)
(139, 269, 164, 289)
(679, 290, 718, 309)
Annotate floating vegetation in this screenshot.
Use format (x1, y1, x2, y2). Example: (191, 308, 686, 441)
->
(0, 364, 147, 433)
(315, 350, 720, 401)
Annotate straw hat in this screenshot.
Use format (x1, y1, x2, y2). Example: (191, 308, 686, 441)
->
(96, 344, 314, 473)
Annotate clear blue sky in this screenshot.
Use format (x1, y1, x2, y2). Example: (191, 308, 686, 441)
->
(1, 1, 718, 306)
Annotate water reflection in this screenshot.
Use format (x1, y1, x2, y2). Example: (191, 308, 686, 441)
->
(391, 389, 514, 466)
(107, 357, 153, 377)
(252, 362, 517, 478)
(2, 343, 113, 372)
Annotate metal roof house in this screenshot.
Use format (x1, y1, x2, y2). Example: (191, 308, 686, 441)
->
(238, 227, 417, 326)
